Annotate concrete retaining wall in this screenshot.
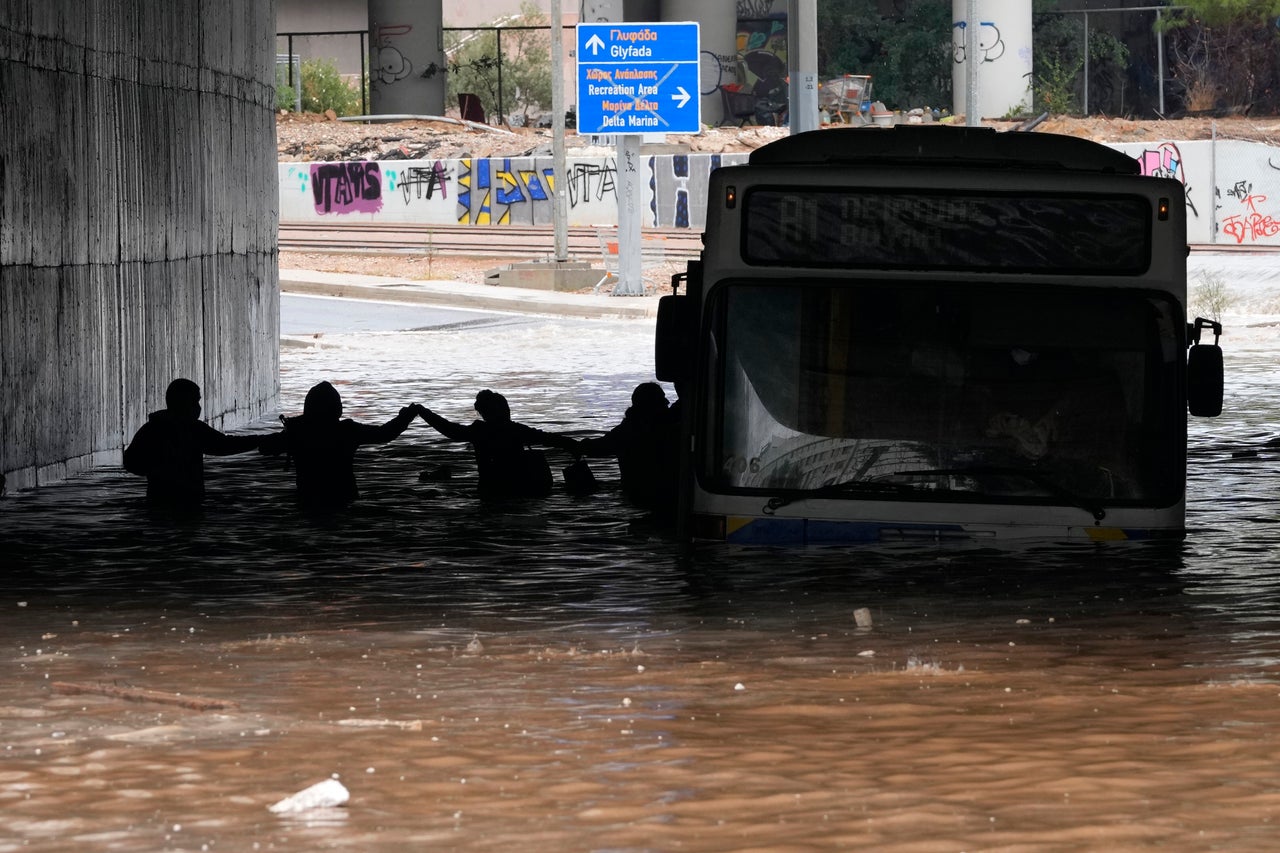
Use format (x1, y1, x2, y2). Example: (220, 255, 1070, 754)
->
(280, 138, 1280, 246)
(1, 0, 280, 491)
(281, 153, 751, 229)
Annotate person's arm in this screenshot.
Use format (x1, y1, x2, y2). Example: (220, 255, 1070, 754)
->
(258, 429, 286, 456)
(419, 407, 476, 442)
(515, 422, 581, 456)
(580, 421, 625, 457)
(195, 422, 262, 457)
(122, 423, 154, 475)
(350, 404, 421, 446)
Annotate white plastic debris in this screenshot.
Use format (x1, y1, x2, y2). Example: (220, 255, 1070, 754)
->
(268, 778, 350, 815)
(853, 608, 873, 629)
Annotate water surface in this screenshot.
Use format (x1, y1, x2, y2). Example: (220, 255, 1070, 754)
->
(3, 308, 1280, 851)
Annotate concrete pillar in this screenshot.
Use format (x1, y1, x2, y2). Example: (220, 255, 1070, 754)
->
(1, 0, 279, 491)
(669, 0, 737, 129)
(369, 0, 445, 116)
(952, 0, 1033, 121)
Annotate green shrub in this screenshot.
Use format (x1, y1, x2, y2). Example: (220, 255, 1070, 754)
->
(275, 58, 363, 116)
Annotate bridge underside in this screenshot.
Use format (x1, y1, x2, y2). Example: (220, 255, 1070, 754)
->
(1, 0, 280, 491)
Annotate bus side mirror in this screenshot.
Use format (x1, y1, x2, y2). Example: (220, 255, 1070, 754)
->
(656, 294, 693, 383)
(1187, 343, 1223, 417)
(1187, 317, 1223, 418)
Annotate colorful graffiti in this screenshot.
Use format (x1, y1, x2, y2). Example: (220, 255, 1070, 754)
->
(1221, 180, 1280, 244)
(310, 162, 382, 215)
(280, 142, 1280, 247)
(1134, 141, 1198, 218)
(456, 158, 556, 225)
(282, 153, 746, 229)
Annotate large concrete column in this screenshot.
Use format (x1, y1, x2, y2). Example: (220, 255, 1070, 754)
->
(0, 0, 279, 491)
(668, 0, 736, 129)
(369, 0, 445, 116)
(952, 0, 1033, 120)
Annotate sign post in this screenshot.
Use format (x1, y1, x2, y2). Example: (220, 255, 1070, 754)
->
(576, 22, 700, 295)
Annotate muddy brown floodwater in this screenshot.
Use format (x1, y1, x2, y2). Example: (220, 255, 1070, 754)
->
(4, 308, 1280, 851)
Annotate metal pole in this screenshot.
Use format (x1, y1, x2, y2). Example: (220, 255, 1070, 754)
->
(965, 0, 980, 125)
(497, 28, 505, 125)
(550, 0, 568, 262)
(787, 0, 819, 133)
(1156, 8, 1165, 115)
(1210, 121, 1217, 243)
(1082, 11, 1090, 116)
(360, 31, 367, 116)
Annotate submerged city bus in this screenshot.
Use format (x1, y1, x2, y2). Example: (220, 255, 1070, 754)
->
(656, 126, 1224, 545)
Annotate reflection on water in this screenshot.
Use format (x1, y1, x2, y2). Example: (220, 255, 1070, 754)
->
(3, 317, 1280, 851)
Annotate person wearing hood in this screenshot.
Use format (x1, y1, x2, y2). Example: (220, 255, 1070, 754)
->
(122, 378, 263, 505)
(259, 380, 423, 510)
(418, 389, 580, 499)
(579, 382, 676, 512)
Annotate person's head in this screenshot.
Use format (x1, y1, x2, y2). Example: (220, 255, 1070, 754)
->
(165, 378, 202, 420)
(474, 389, 510, 423)
(303, 381, 343, 421)
(631, 382, 669, 414)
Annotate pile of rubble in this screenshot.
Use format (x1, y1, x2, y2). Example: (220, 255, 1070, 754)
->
(277, 109, 1280, 164)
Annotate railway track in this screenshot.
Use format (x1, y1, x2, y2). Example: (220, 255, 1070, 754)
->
(279, 222, 705, 260)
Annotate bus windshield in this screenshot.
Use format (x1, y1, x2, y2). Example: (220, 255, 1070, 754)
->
(703, 281, 1184, 507)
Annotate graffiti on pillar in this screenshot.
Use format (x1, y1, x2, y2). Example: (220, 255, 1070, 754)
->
(1134, 142, 1199, 218)
(952, 21, 1005, 64)
(385, 161, 451, 204)
(375, 24, 414, 85)
(1220, 180, 1280, 244)
(736, 13, 788, 112)
(311, 162, 383, 215)
(456, 158, 556, 225)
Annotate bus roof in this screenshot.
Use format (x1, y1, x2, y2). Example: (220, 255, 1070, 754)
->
(748, 126, 1141, 175)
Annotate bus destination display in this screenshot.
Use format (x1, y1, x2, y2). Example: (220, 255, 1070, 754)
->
(742, 189, 1152, 273)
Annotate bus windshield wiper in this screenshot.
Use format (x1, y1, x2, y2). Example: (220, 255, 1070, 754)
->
(892, 466, 1108, 522)
(762, 479, 917, 515)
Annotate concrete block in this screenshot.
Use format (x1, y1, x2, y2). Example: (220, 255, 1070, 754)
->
(485, 261, 605, 292)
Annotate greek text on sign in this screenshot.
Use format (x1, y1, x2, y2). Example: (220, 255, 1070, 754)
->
(576, 22, 701, 135)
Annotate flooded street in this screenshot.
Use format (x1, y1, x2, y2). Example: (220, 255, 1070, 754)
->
(4, 292, 1280, 851)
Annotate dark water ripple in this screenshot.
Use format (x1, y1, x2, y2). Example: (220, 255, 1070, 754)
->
(0, 317, 1274, 652)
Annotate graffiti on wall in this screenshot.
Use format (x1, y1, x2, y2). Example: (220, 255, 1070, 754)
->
(1134, 141, 1199, 218)
(1220, 180, 1280, 244)
(649, 154, 724, 228)
(565, 161, 617, 208)
(311, 162, 383, 215)
(278, 153, 748, 230)
(456, 158, 557, 225)
(387, 161, 450, 204)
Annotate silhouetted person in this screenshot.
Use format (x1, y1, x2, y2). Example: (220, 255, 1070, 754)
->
(260, 380, 422, 510)
(418, 389, 580, 499)
(122, 377, 262, 505)
(580, 382, 675, 511)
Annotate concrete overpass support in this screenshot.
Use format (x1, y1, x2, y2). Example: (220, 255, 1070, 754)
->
(0, 0, 280, 491)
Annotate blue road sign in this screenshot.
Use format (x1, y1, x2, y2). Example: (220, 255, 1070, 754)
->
(576, 22, 701, 135)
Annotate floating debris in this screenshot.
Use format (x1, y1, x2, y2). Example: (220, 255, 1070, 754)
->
(268, 778, 350, 815)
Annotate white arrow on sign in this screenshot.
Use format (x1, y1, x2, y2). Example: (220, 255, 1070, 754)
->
(585, 34, 605, 55)
(671, 86, 691, 108)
